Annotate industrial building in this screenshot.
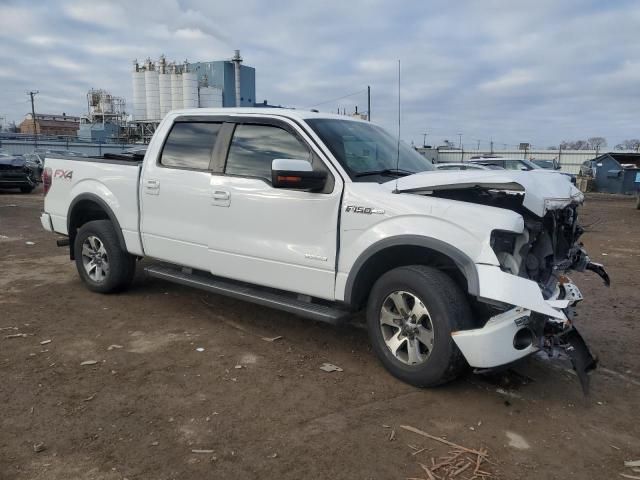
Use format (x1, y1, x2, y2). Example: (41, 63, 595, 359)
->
(131, 50, 255, 122)
(19, 113, 80, 136)
(78, 89, 126, 142)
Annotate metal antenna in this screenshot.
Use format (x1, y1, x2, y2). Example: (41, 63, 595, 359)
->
(395, 59, 401, 193)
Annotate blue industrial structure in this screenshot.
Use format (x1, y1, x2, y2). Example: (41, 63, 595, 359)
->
(189, 61, 256, 107)
(77, 121, 120, 142)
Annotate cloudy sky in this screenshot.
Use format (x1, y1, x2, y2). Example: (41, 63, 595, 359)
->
(0, 0, 638, 148)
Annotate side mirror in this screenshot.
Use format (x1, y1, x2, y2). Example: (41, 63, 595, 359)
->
(271, 159, 327, 191)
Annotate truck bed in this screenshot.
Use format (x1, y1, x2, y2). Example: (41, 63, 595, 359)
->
(43, 153, 143, 255)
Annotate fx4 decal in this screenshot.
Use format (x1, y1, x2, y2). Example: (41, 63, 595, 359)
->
(345, 205, 385, 215)
(54, 169, 73, 180)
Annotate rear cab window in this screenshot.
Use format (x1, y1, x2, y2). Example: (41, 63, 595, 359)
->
(160, 122, 222, 170)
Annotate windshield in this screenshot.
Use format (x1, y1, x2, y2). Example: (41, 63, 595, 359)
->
(306, 119, 434, 181)
(533, 159, 555, 169)
(519, 159, 542, 170)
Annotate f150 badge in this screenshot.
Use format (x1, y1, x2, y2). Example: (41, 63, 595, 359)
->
(345, 205, 385, 215)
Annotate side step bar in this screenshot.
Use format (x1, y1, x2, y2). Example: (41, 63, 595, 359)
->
(145, 264, 351, 325)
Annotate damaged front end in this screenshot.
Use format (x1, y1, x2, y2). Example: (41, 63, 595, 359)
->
(488, 202, 608, 393)
(396, 172, 609, 394)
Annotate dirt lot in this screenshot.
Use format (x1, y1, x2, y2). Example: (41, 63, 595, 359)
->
(1, 189, 639, 480)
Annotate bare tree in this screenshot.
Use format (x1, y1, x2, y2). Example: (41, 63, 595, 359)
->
(587, 137, 607, 150)
(614, 139, 640, 151)
(560, 139, 590, 150)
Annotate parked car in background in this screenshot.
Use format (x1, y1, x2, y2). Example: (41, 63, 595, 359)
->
(0, 152, 39, 193)
(23, 152, 45, 182)
(434, 163, 502, 171)
(531, 159, 561, 170)
(580, 159, 598, 177)
(470, 157, 576, 184)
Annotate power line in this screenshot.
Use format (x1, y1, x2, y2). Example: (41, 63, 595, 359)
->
(305, 88, 368, 109)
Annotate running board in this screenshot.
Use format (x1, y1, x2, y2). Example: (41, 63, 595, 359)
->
(145, 264, 351, 325)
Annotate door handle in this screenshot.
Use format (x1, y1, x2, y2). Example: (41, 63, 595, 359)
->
(144, 179, 160, 195)
(211, 189, 230, 207)
(211, 190, 230, 200)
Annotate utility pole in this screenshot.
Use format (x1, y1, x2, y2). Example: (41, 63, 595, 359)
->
(367, 85, 371, 121)
(457, 133, 463, 149)
(476, 139, 481, 150)
(28, 90, 39, 147)
(422, 132, 428, 148)
(490, 138, 494, 154)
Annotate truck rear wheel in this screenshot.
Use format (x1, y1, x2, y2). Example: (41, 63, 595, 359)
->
(73, 220, 135, 293)
(366, 265, 473, 387)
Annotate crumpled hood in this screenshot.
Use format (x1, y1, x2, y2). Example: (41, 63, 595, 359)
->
(0, 156, 27, 168)
(386, 170, 584, 217)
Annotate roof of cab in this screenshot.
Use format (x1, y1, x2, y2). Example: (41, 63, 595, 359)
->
(169, 107, 368, 123)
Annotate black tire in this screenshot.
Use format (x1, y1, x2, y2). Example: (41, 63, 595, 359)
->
(366, 265, 473, 387)
(20, 186, 35, 193)
(73, 220, 135, 293)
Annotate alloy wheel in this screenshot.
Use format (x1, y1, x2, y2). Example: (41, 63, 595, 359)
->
(81, 235, 110, 283)
(379, 290, 434, 365)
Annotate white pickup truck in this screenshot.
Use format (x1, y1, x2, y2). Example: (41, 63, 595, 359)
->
(40, 108, 609, 390)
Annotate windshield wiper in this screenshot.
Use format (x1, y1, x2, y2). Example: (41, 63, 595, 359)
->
(354, 168, 414, 178)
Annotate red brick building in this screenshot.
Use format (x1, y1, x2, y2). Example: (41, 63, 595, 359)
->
(19, 113, 80, 136)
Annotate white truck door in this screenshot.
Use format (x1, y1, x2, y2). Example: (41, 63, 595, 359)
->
(140, 120, 222, 269)
(207, 120, 343, 300)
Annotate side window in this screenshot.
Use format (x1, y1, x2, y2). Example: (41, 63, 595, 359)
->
(160, 122, 221, 170)
(503, 160, 520, 170)
(225, 124, 310, 182)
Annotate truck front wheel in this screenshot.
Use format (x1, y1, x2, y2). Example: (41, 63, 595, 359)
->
(366, 265, 473, 387)
(73, 220, 136, 293)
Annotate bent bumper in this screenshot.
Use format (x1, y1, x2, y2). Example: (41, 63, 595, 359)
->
(452, 265, 586, 369)
(452, 307, 539, 368)
(0, 170, 36, 188)
(40, 212, 53, 232)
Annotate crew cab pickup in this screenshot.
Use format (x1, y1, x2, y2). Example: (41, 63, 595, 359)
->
(40, 108, 609, 390)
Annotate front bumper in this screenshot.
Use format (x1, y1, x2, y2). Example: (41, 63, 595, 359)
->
(0, 171, 37, 188)
(452, 270, 587, 369)
(452, 306, 539, 368)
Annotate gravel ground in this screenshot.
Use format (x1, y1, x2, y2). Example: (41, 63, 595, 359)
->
(1, 188, 639, 480)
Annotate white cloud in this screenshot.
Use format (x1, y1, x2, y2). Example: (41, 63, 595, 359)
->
(0, 0, 639, 147)
(479, 69, 536, 93)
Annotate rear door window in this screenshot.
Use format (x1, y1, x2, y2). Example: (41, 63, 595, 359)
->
(160, 122, 222, 170)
